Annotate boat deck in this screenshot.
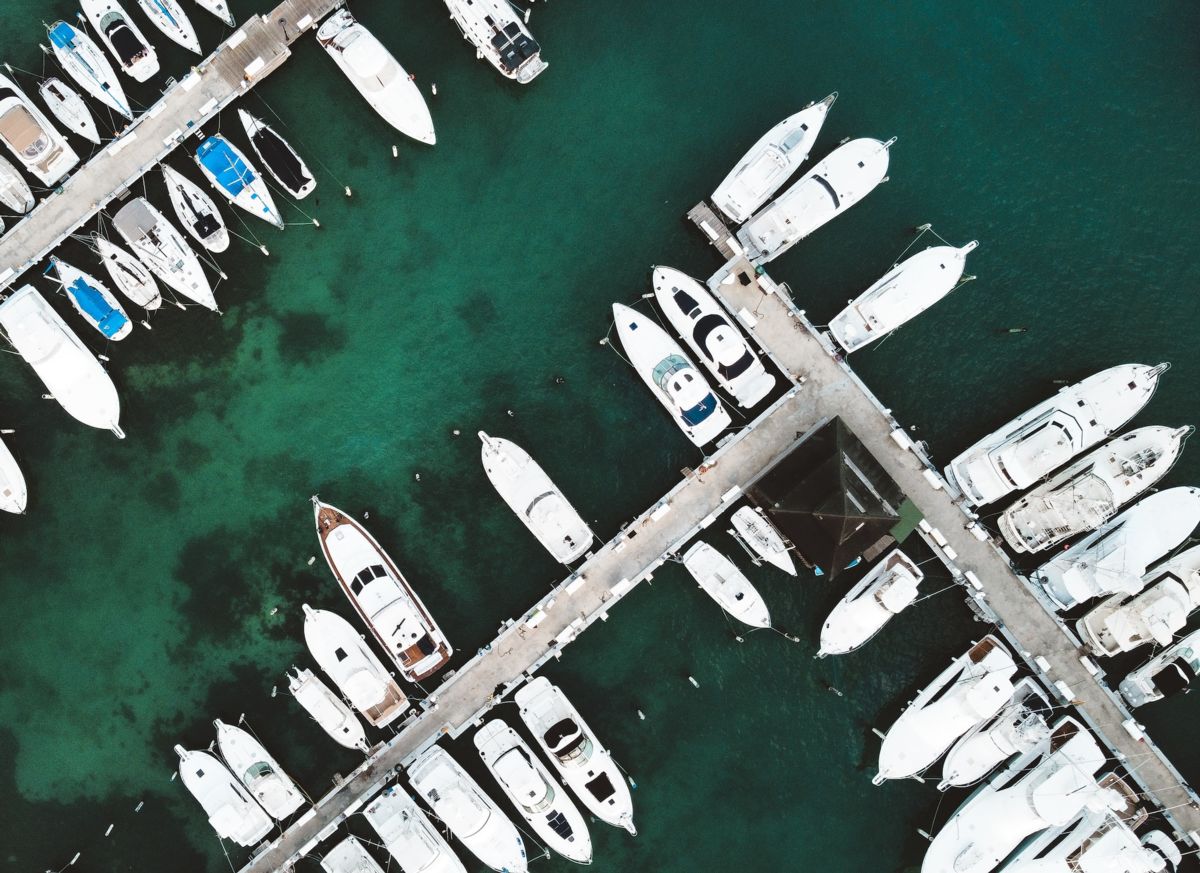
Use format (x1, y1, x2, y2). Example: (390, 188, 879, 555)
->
(0, 0, 344, 292)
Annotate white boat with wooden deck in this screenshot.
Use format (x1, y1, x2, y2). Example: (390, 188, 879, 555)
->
(320, 835, 385, 873)
(0, 72, 78, 184)
(301, 604, 408, 728)
(195, 134, 283, 228)
(711, 93, 836, 224)
(50, 256, 133, 340)
(818, 549, 923, 657)
(37, 78, 100, 144)
(214, 719, 304, 820)
(514, 676, 636, 835)
(313, 499, 452, 682)
(737, 137, 894, 265)
(364, 784, 466, 873)
(136, 0, 200, 53)
(829, 241, 978, 353)
(0, 154, 34, 213)
(191, 0, 234, 26)
(407, 745, 528, 873)
(174, 745, 272, 847)
(937, 678, 1051, 791)
(0, 436, 27, 514)
(112, 196, 216, 309)
(681, 540, 770, 628)
(479, 432, 594, 564)
(161, 164, 229, 253)
(238, 110, 315, 199)
(286, 667, 368, 752)
(1120, 627, 1200, 708)
(81, 0, 160, 83)
(442, 0, 547, 84)
(729, 506, 795, 575)
(0, 285, 123, 436)
(317, 10, 436, 144)
(46, 21, 132, 119)
(92, 233, 161, 309)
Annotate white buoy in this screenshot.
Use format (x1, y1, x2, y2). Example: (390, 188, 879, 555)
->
(524, 7, 531, 22)
(98, 354, 109, 362)
(344, 186, 352, 197)
(312, 218, 320, 228)
(687, 676, 699, 688)
(259, 245, 269, 256)
(70, 852, 80, 865)
(219, 271, 228, 280)
(431, 83, 438, 96)
(141, 319, 153, 330)
(307, 556, 316, 565)
(391, 145, 399, 158)
(42, 394, 54, 400)
(174, 300, 187, 310)
(637, 710, 645, 721)
(271, 686, 277, 698)
(134, 801, 144, 812)
(0, 428, 13, 434)
(269, 606, 278, 615)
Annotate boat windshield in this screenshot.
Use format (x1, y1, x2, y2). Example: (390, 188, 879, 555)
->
(245, 761, 273, 782)
(681, 393, 719, 425)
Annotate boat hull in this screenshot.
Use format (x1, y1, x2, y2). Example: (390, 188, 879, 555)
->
(682, 540, 771, 628)
(162, 164, 230, 253)
(38, 78, 100, 144)
(93, 234, 162, 309)
(0, 436, 27, 514)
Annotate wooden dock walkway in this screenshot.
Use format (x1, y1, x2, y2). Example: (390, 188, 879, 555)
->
(685, 201, 739, 261)
(0, 0, 343, 292)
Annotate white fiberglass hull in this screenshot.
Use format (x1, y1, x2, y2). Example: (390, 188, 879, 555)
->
(287, 667, 368, 751)
(682, 540, 770, 628)
(0, 436, 27, 513)
(317, 10, 436, 144)
(214, 719, 304, 820)
(301, 604, 408, 727)
(364, 785, 466, 873)
(0, 155, 34, 213)
(712, 93, 836, 224)
(818, 549, 923, 656)
(162, 164, 229, 253)
(737, 137, 893, 265)
(175, 746, 272, 847)
(479, 432, 594, 563)
(443, 0, 548, 84)
(47, 21, 131, 119)
(0, 285, 122, 435)
(81, 0, 160, 83)
(137, 0, 200, 53)
(0, 73, 78, 185)
(92, 234, 162, 309)
(1119, 627, 1200, 708)
(112, 197, 216, 309)
(38, 78, 100, 144)
(191, 0, 234, 26)
(612, 302, 730, 446)
(52, 257, 133, 341)
(938, 679, 1050, 790)
(829, 241, 977, 352)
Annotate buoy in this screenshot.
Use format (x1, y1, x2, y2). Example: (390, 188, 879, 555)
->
(98, 354, 110, 362)
(70, 852, 81, 865)
(452, 429, 460, 436)
(506, 409, 514, 417)
(431, 83, 438, 96)
(134, 800, 144, 812)
(259, 245, 269, 256)
(307, 556, 316, 566)
(141, 319, 153, 330)
(871, 727, 886, 739)
(636, 709, 645, 721)
(269, 606, 278, 615)
(598, 337, 608, 345)
(41, 394, 54, 400)
(271, 686, 277, 698)
(524, 7, 531, 22)
(344, 186, 352, 197)
(104, 824, 114, 837)
(414, 473, 421, 482)
(391, 145, 398, 158)
(175, 299, 187, 310)
(687, 676, 699, 688)
(0, 428, 13, 435)
(312, 218, 321, 228)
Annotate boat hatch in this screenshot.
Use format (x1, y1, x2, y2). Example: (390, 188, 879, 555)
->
(585, 771, 617, 801)
(492, 22, 540, 73)
(546, 810, 573, 839)
(681, 393, 718, 426)
(780, 125, 809, 152)
(672, 288, 700, 316)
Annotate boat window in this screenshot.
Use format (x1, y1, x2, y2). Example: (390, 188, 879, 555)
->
(415, 634, 437, 656)
(246, 762, 273, 780)
(372, 565, 387, 579)
(780, 127, 808, 152)
(350, 579, 363, 595)
(681, 394, 718, 426)
(334, 647, 349, 662)
(672, 289, 700, 315)
(720, 352, 754, 379)
(586, 772, 616, 801)
(546, 810, 573, 839)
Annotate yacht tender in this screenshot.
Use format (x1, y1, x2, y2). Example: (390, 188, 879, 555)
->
(162, 164, 229, 253)
(479, 432, 594, 563)
(1119, 627, 1200, 708)
(47, 21, 132, 119)
(818, 549, 923, 656)
(214, 719, 304, 820)
(729, 505, 796, 575)
(0, 435, 27, 514)
(50, 256, 132, 340)
(174, 745, 272, 847)
(938, 678, 1051, 791)
(681, 540, 770, 628)
(238, 110, 315, 199)
(37, 78, 99, 144)
(364, 784, 466, 873)
(442, 0, 547, 84)
(313, 499, 452, 682)
(92, 233, 162, 309)
(81, 0, 160, 83)
(711, 93, 837, 224)
(0, 72, 78, 184)
(0, 154, 35, 213)
(136, 0, 200, 53)
(112, 196, 216, 309)
(195, 134, 283, 228)
(946, 363, 1168, 507)
(286, 666, 368, 751)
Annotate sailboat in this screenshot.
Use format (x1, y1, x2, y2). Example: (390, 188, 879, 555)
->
(50, 256, 133, 340)
(92, 233, 161, 310)
(0, 435, 27, 514)
(161, 164, 229, 252)
(286, 667, 368, 752)
(194, 134, 284, 228)
(46, 20, 132, 119)
(238, 110, 315, 199)
(0, 154, 35, 213)
(37, 78, 100, 144)
(0, 72, 78, 184)
(728, 506, 795, 575)
(213, 719, 305, 820)
(81, 0, 160, 83)
(441, 0, 547, 84)
(112, 197, 217, 309)
(190, 0, 234, 26)
(136, 0, 200, 53)
(681, 540, 771, 628)
(321, 836, 386, 873)
(364, 784, 466, 873)
(174, 745, 272, 847)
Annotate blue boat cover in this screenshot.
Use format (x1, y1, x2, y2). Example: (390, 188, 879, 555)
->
(197, 137, 255, 196)
(68, 278, 128, 338)
(49, 21, 76, 49)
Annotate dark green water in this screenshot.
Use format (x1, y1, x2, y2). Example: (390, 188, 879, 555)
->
(1, 1, 1199, 872)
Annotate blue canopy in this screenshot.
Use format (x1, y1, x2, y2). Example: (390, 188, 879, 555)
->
(197, 137, 255, 197)
(68, 278, 128, 338)
(48, 21, 77, 50)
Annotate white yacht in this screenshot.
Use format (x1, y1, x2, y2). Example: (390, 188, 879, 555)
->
(238, 110, 315, 199)
(829, 241, 978, 353)
(112, 196, 217, 309)
(92, 233, 162, 310)
(1077, 544, 1200, 656)
(136, 0, 200, 53)
(875, 635, 1017, 783)
(514, 676, 636, 835)
(286, 666, 368, 752)
(194, 134, 284, 228)
(0, 285, 123, 436)
(37, 78, 100, 144)
(364, 784, 466, 873)
(1000, 808, 1179, 873)
(161, 164, 229, 253)
(313, 499, 453, 682)
(317, 10, 436, 144)
(407, 745, 528, 873)
(474, 720, 592, 865)
(321, 835, 386, 873)
(651, 266, 776, 408)
(999, 425, 1191, 554)
(81, 0, 160, 83)
(50, 256, 133, 340)
(0, 154, 35, 213)
(611, 302, 731, 446)
(938, 678, 1051, 791)
(46, 21, 132, 119)
(442, 0, 547, 84)
(0, 435, 27, 514)
(1119, 627, 1200, 707)
(1034, 487, 1200, 610)
(921, 718, 1110, 873)
(191, 0, 234, 26)
(301, 604, 409, 728)
(946, 363, 1168, 507)
(214, 719, 305, 820)
(174, 745, 272, 847)
(818, 549, 923, 657)
(729, 505, 796, 575)
(479, 432, 594, 563)
(681, 540, 770, 628)
(736, 137, 894, 265)
(711, 94, 837, 224)
(0, 72, 78, 184)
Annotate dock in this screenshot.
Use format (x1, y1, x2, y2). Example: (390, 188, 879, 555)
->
(0, 0, 344, 291)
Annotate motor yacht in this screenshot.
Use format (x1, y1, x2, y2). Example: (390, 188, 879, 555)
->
(0, 72, 78, 184)
(1119, 627, 1200, 708)
(320, 835, 385, 873)
(0, 154, 34, 213)
(938, 678, 1051, 791)
(364, 784, 466, 873)
(441, 0, 547, 84)
(0, 435, 27, 514)
(214, 719, 304, 820)
(286, 667, 368, 752)
(818, 549, 923, 656)
(174, 745, 272, 847)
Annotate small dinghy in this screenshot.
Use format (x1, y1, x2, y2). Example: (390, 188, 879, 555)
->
(162, 164, 228, 252)
(729, 506, 795, 575)
(681, 540, 771, 628)
(50, 256, 133, 340)
(238, 109, 315, 199)
(191, 0, 234, 26)
(92, 233, 161, 310)
(46, 20, 132, 119)
(37, 78, 100, 144)
(0, 155, 35, 213)
(112, 197, 217, 310)
(0, 435, 28, 514)
(195, 134, 283, 228)
(81, 0, 160, 83)
(136, 0, 200, 54)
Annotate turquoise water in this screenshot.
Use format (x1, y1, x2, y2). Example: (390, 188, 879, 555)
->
(1, 1, 1199, 871)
